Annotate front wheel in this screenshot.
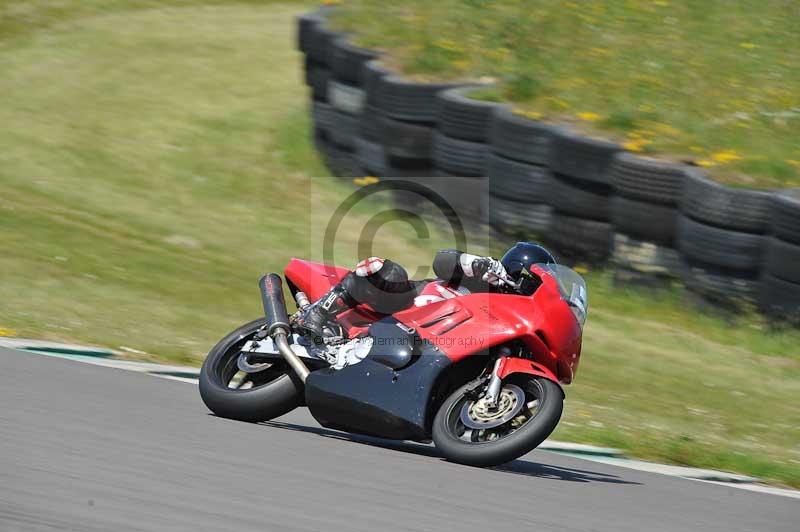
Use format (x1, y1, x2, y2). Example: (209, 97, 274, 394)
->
(432, 375, 563, 467)
(199, 318, 303, 422)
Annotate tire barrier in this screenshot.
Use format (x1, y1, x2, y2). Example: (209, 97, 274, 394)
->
(486, 109, 556, 242)
(682, 261, 759, 307)
(610, 196, 677, 247)
(330, 37, 379, 86)
(760, 191, 800, 321)
(432, 131, 489, 177)
(487, 196, 553, 237)
(328, 80, 365, 115)
(549, 213, 614, 263)
(489, 108, 560, 166)
(307, 66, 331, 102)
(609, 153, 689, 283)
(550, 174, 612, 222)
(681, 171, 773, 233)
(381, 116, 434, 163)
(374, 75, 462, 123)
(297, 10, 799, 322)
(486, 153, 553, 202)
(611, 233, 682, 279)
(354, 137, 388, 176)
(771, 191, 800, 244)
(438, 86, 507, 143)
(760, 275, 800, 325)
(549, 130, 621, 186)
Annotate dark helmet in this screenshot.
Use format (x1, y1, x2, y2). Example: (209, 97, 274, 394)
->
(501, 242, 556, 280)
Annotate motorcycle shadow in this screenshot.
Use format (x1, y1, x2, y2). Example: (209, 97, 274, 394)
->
(261, 420, 641, 486)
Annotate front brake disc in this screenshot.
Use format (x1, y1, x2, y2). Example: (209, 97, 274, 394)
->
(460, 384, 526, 430)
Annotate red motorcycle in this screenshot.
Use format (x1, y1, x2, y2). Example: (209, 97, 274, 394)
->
(199, 258, 587, 467)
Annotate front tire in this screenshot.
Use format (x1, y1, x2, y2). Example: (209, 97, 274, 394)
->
(432, 375, 563, 467)
(199, 319, 303, 422)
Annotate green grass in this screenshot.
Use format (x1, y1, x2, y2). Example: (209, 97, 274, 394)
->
(331, 0, 800, 188)
(561, 272, 800, 487)
(1, 0, 799, 487)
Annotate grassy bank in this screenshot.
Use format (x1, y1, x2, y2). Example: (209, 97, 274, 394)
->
(1, 1, 798, 487)
(0, 0, 439, 361)
(331, 0, 800, 188)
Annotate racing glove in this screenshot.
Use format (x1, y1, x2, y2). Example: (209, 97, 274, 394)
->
(462, 255, 509, 287)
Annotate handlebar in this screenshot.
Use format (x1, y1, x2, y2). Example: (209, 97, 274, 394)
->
(499, 273, 523, 292)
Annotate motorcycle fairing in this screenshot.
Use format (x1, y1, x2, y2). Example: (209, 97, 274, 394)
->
(496, 356, 564, 395)
(285, 258, 349, 302)
(304, 340, 450, 441)
(393, 274, 582, 383)
(286, 259, 583, 384)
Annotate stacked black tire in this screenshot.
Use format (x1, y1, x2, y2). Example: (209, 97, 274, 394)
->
(761, 191, 800, 323)
(431, 87, 506, 221)
(300, 12, 377, 177)
(677, 172, 773, 306)
(372, 71, 463, 211)
(299, 12, 337, 169)
(485, 110, 561, 240)
(547, 131, 621, 263)
(609, 154, 688, 285)
(296, 9, 800, 324)
(355, 60, 391, 176)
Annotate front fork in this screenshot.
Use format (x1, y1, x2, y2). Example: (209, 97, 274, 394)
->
(483, 349, 511, 407)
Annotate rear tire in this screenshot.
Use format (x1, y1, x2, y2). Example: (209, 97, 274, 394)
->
(199, 319, 303, 422)
(432, 376, 563, 467)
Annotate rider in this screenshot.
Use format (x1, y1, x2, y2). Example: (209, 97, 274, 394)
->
(295, 242, 556, 343)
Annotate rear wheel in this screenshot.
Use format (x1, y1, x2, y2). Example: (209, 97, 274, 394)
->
(432, 375, 563, 467)
(199, 319, 303, 422)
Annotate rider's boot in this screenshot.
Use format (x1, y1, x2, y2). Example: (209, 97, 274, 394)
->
(294, 283, 355, 346)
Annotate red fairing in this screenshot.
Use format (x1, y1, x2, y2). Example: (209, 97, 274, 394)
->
(495, 357, 560, 389)
(284, 258, 349, 301)
(393, 268, 582, 383)
(284, 259, 583, 384)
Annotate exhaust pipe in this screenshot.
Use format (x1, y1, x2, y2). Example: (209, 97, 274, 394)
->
(258, 274, 310, 382)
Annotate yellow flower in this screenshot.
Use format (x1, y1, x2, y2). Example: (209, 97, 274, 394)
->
(513, 109, 543, 120)
(452, 59, 471, 71)
(321, 0, 341, 5)
(651, 122, 682, 137)
(0, 327, 16, 337)
(787, 159, 800, 168)
(711, 150, 743, 164)
(352, 176, 380, 186)
(623, 139, 652, 152)
(577, 111, 603, 122)
(739, 42, 757, 49)
(697, 160, 718, 168)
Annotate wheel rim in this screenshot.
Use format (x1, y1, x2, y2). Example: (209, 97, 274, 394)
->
(459, 384, 526, 430)
(209, 328, 291, 391)
(446, 379, 545, 444)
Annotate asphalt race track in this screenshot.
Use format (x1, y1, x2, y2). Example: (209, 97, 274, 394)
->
(1, 347, 796, 532)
